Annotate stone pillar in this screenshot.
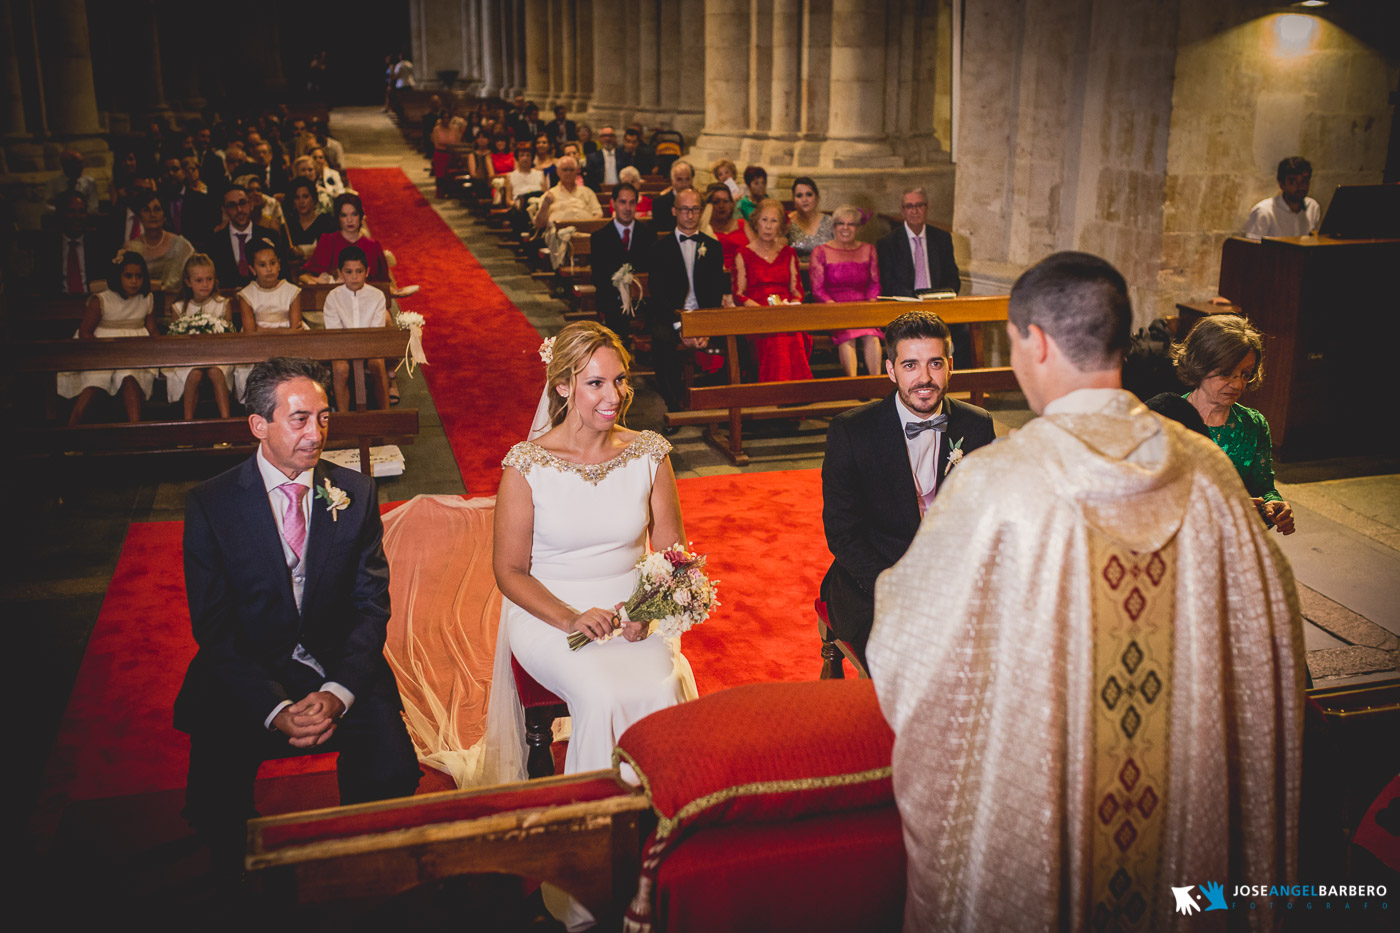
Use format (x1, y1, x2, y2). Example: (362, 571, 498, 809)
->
(1, 0, 45, 172)
(49, 0, 105, 138)
(794, 0, 832, 166)
(620, 0, 640, 122)
(820, 0, 899, 167)
(512, 0, 529, 98)
(575, 0, 593, 113)
(589, 0, 627, 125)
(689, 0, 750, 167)
(133, 0, 171, 121)
(654, 0, 681, 126)
(156, 0, 205, 114)
(634, 0, 660, 125)
(740, 0, 774, 163)
(763, 0, 802, 163)
(671, 0, 706, 139)
(557, 0, 577, 112)
(524, 0, 551, 101)
(481, 0, 503, 96)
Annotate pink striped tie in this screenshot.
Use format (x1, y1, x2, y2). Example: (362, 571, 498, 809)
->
(278, 483, 308, 563)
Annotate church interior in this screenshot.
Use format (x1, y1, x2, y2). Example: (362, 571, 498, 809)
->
(4, 0, 1398, 929)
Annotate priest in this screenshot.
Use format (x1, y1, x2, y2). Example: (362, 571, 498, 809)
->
(867, 252, 1304, 933)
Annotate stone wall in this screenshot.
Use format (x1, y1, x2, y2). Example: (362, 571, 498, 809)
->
(1160, 1, 1398, 317)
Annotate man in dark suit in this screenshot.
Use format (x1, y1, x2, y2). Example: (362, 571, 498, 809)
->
(821, 310, 996, 664)
(650, 160, 695, 235)
(591, 182, 656, 338)
(209, 184, 283, 287)
(546, 105, 577, 150)
(647, 188, 732, 417)
(246, 140, 291, 197)
(176, 357, 420, 869)
(877, 186, 969, 360)
(29, 191, 111, 295)
(620, 128, 654, 176)
(584, 126, 623, 191)
(511, 103, 543, 145)
(160, 156, 217, 250)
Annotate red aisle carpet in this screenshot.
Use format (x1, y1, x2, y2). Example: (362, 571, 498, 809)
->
(347, 168, 544, 494)
(42, 470, 828, 809)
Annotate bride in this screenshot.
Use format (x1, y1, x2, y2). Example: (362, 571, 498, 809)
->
(493, 321, 699, 780)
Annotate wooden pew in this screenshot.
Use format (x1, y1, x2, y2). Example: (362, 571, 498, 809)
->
(13, 329, 417, 473)
(246, 769, 648, 923)
(671, 296, 1016, 464)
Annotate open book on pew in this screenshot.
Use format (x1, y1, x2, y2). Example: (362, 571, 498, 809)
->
(321, 444, 407, 477)
(877, 289, 958, 301)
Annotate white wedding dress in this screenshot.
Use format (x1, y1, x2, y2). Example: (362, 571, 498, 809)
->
(500, 430, 698, 776)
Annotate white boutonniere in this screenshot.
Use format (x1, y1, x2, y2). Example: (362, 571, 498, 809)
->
(314, 478, 350, 521)
(944, 437, 964, 477)
(697, 243, 707, 258)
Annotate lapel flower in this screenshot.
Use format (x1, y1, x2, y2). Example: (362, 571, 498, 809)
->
(944, 437, 965, 477)
(314, 478, 350, 521)
(697, 243, 708, 258)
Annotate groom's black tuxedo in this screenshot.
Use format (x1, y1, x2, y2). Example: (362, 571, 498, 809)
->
(176, 454, 418, 858)
(647, 230, 727, 411)
(821, 392, 995, 659)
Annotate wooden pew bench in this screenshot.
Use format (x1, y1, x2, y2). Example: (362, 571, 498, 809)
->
(12, 329, 417, 473)
(246, 769, 648, 923)
(670, 296, 1016, 464)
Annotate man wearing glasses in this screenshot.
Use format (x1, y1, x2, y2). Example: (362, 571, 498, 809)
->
(210, 184, 283, 287)
(878, 187, 966, 357)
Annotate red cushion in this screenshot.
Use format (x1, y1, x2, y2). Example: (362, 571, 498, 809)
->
(260, 774, 626, 851)
(512, 655, 564, 708)
(614, 679, 893, 835)
(655, 806, 905, 933)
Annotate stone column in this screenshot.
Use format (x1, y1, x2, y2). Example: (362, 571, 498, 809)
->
(1, 0, 45, 172)
(620, 0, 640, 121)
(481, 0, 503, 96)
(654, 0, 681, 127)
(133, 0, 172, 121)
(461, 0, 480, 92)
(511, 0, 529, 98)
(575, 0, 593, 114)
(634, 0, 660, 125)
(157, 0, 205, 114)
(49, 0, 105, 138)
(763, 0, 802, 163)
(689, 0, 750, 168)
(820, 0, 899, 167)
(588, 0, 627, 125)
(524, 0, 551, 102)
(671, 0, 707, 139)
(557, 0, 577, 112)
(794, 0, 832, 166)
(741, 0, 773, 163)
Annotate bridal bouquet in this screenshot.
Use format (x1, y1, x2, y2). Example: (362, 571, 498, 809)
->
(567, 544, 719, 650)
(166, 312, 229, 335)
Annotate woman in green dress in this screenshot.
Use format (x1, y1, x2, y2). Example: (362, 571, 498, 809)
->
(1174, 315, 1296, 534)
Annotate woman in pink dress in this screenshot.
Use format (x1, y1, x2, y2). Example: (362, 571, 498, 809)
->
(734, 199, 812, 382)
(811, 205, 883, 376)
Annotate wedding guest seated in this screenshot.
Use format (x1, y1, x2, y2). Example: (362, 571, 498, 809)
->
(430, 110, 457, 197)
(821, 309, 994, 663)
(651, 160, 695, 235)
(32, 191, 110, 295)
(286, 178, 337, 257)
(221, 141, 251, 182)
(591, 182, 655, 338)
(700, 182, 747, 269)
(737, 165, 767, 220)
(159, 156, 216, 248)
(1170, 315, 1295, 534)
(210, 184, 283, 288)
(533, 155, 603, 229)
(786, 176, 833, 261)
(543, 141, 584, 189)
(576, 123, 597, 156)
(164, 253, 233, 420)
(464, 130, 493, 187)
(621, 127, 654, 175)
(122, 190, 196, 291)
(292, 156, 334, 213)
(618, 166, 650, 215)
(236, 239, 305, 400)
(546, 105, 576, 151)
(246, 139, 291, 197)
(45, 149, 99, 214)
(104, 187, 154, 252)
(584, 125, 622, 191)
(711, 158, 741, 200)
(234, 173, 290, 240)
(503, 145, 547, 236)
(58, 251, 159, 425)
(301, 193, 391, 283)
(323, 246, 394, 410)
(734, 198, 811, 381)
(877, 186, 965, 358)
(812, 206, 883, 376)
(311, 146, 346, 197)
(108, 149, 150, 213)
(486, 130, 516, 180)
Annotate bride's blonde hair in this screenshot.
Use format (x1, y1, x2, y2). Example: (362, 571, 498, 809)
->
(546, 321, 634, 428)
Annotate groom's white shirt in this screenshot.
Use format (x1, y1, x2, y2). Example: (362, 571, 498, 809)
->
(257, 447, 355, 728)
(893, 394, 942, 499)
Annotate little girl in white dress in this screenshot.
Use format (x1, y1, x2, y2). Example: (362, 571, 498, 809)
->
(233, 240, 304, 400)
(58, 251, 158, 425)
(164, 253, 233, 419)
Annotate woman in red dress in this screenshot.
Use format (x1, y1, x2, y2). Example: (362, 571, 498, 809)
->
(733, 199, 812, 382)
(702, 182, 749, 271)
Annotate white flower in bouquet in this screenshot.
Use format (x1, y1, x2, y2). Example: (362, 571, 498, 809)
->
(568, 543, 720, 650)
(393, 310, 426, 330)
(393, 311, 429, 375)
(167, 313, 229, 335)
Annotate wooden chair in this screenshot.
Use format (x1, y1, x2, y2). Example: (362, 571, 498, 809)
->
(511, 658, 570, 779)
(815, 598, 869, 680)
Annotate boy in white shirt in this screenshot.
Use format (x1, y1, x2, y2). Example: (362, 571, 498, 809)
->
(324, 245, 395, 409)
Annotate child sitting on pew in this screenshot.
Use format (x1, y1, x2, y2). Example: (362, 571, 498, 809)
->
(323, 245, 396, 409)
(163, 253, 233, 420)
(58, 250, 159, 425)
(233, 239, 304, 400)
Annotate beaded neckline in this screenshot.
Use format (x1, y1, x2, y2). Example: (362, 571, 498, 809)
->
(502, 430, 670, 486)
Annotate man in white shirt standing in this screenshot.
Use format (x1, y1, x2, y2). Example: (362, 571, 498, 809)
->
(1243, 156, 1321, 239)
(175, 357, 420, 875)
(323, 245, 393, 410)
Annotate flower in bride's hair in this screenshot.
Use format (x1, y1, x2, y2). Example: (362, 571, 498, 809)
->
(538, 336, 556, 366)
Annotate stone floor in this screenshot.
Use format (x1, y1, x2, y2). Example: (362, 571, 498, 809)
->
(10, 107, 1399, 835)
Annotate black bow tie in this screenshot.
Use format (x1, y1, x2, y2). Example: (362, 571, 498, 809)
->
(904, 414, 948, 439)
(678, 234, 700, 242)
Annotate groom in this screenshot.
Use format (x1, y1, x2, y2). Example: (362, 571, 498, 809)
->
(820, 311, 996, 664)
(175, 357, 419, 868)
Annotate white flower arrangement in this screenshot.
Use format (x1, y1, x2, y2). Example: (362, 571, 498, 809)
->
(945, 437, 965, 476)
(567, 544, 720, 650)
(393, 310, 426, 330)
(166, 312, 230, 335)
(314, 478, 350, 521)
(539, 336, 556, 366)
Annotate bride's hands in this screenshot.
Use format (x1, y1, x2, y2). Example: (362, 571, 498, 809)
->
(568, 606, 618, 642)
(620, 614, 649, 642)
